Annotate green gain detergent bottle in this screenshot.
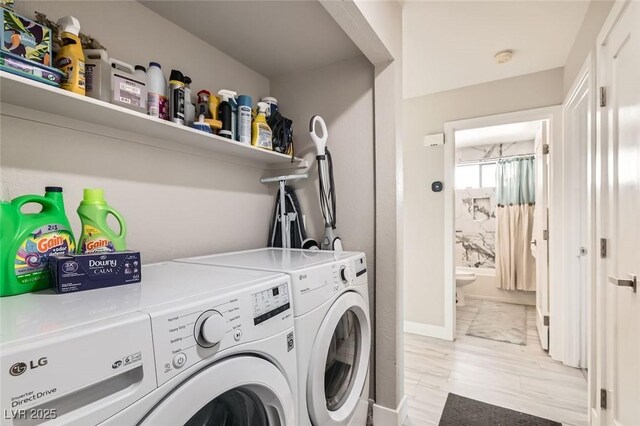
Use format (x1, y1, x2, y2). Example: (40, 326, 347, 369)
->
(0, 187, 76, 297)
(77, 188, 127, 254)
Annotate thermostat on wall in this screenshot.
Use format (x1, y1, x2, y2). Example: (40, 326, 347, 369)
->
(424, 133, 444, 147)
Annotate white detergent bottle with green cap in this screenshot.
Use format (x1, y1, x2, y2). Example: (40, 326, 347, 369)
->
(77, 188, 127, 254)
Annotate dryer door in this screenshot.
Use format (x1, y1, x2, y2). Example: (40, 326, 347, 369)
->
(307, 291, 371, 425)
(141, 356, 294, 425)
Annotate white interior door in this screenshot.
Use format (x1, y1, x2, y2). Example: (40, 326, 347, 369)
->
(533, 121, 550, 350)
(599, 2, 640, 424)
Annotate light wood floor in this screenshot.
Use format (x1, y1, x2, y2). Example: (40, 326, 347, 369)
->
(403, 298, 588, 425)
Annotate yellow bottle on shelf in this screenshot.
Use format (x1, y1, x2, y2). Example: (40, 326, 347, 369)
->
(252, 102, 273, 150)
(55, 16, 85, 95)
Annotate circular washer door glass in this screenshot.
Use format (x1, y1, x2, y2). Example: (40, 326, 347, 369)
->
(184, 387, 269, 426)
(324, 309, 361, 411)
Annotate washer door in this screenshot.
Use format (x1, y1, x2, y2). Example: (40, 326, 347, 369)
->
(141, 356, 294, 425)
(307, 291, 371, 425)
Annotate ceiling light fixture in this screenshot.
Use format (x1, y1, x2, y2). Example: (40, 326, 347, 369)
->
(494, 50, 513, 64)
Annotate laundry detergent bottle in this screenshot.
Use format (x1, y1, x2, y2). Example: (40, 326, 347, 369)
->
(77, 188, 127, 254)
(0, 187, 76, 297)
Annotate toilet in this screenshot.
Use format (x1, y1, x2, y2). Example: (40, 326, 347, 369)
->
(456, 268, 477, 306)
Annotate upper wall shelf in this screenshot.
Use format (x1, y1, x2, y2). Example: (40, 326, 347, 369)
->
(0, 71, 307, 169)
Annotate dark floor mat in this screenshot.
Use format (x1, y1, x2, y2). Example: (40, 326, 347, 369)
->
(438, 393, 561, 426)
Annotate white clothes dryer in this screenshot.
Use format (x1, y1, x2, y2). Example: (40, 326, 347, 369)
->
(176, 248, 371, 426)
(0, 261, 297, 426)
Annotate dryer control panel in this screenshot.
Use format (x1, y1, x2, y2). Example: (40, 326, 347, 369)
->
(146, 276, 293, 385)
(290, 254, 367, 316)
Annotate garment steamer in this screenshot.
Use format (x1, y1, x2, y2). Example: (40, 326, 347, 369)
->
(260, 173, 309, 249)
(309, 115, 342, 251)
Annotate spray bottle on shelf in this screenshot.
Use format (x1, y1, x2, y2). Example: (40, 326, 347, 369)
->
(252, 102, 273, 150)
(168, 69, 185, 125)
(237, 95, 252, 144)
(218, 89, 237, 139)
(196, 90, 211, 118)
(209, 94, 220, 121)
(184, 76, 195, 126)
(77, 188, 127, 254)
(55, 16, 85, 95)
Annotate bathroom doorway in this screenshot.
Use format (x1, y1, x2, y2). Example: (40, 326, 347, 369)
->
(443, 107, 562, 355)
(453, 119, 546, 348)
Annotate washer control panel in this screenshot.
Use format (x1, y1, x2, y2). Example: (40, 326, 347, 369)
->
(252, 282, 290, 325)
(147, 277, 292, 385)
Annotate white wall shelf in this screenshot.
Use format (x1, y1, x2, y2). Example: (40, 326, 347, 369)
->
(0, 71, 307, 169)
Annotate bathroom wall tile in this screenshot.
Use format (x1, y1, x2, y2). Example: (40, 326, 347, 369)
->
(455, 188, 496, 268)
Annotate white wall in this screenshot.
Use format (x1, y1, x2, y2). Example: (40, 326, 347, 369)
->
(270, 55, 375, 302)
(1, 1, 274, 262)
(403, 68, 564, 328)
(563, 0, 614, 96)
(357, 1, 405, 414)
(323, 0, 405, 414)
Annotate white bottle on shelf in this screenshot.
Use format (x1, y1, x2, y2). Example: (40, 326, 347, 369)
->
(146, 62, 168, 120)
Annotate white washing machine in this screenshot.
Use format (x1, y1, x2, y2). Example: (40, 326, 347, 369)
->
(176, 248, 371, 426)
(0, 261, 297, 426)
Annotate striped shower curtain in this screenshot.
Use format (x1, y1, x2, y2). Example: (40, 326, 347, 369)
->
(495, 156, 536, 291)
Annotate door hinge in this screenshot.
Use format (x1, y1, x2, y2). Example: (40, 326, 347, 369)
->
(600, 388, 607, 409)
(543, 230, 549, 241)
(543, 315, 550, 326)
(600, 238, 607, 258)
(543, 144, 550, 155)
(600, 87, 607, 107)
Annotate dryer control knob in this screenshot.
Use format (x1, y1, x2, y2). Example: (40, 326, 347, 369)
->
(340, 266, 352, 284)
(200, 312, 226, 345)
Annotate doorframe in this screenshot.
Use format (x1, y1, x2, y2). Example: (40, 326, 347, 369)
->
(443, 106, 562, 350)
(562, 54, 596, 373)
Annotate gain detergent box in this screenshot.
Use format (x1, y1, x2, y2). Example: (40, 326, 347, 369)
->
(0, 187, 75, 297)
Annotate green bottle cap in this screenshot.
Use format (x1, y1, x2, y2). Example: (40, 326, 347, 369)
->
(83, 188, 106, 204)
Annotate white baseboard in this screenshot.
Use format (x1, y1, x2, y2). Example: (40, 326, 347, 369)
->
(465, 294, 535, 306)
(404, 321, 449, 339)
(373, 395, 407, 426)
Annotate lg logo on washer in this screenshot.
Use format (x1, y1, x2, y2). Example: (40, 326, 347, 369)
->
(9, 358, 48, 376)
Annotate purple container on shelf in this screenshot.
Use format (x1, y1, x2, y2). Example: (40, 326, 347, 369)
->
(1, 50, 62, 86)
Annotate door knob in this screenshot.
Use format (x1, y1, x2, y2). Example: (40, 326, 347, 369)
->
(608, 275, 637, 293)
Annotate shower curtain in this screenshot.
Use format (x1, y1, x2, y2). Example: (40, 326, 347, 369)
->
(495, 156, 536, 291)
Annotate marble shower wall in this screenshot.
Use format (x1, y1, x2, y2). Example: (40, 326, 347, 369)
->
(455, 188, 496, 268)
